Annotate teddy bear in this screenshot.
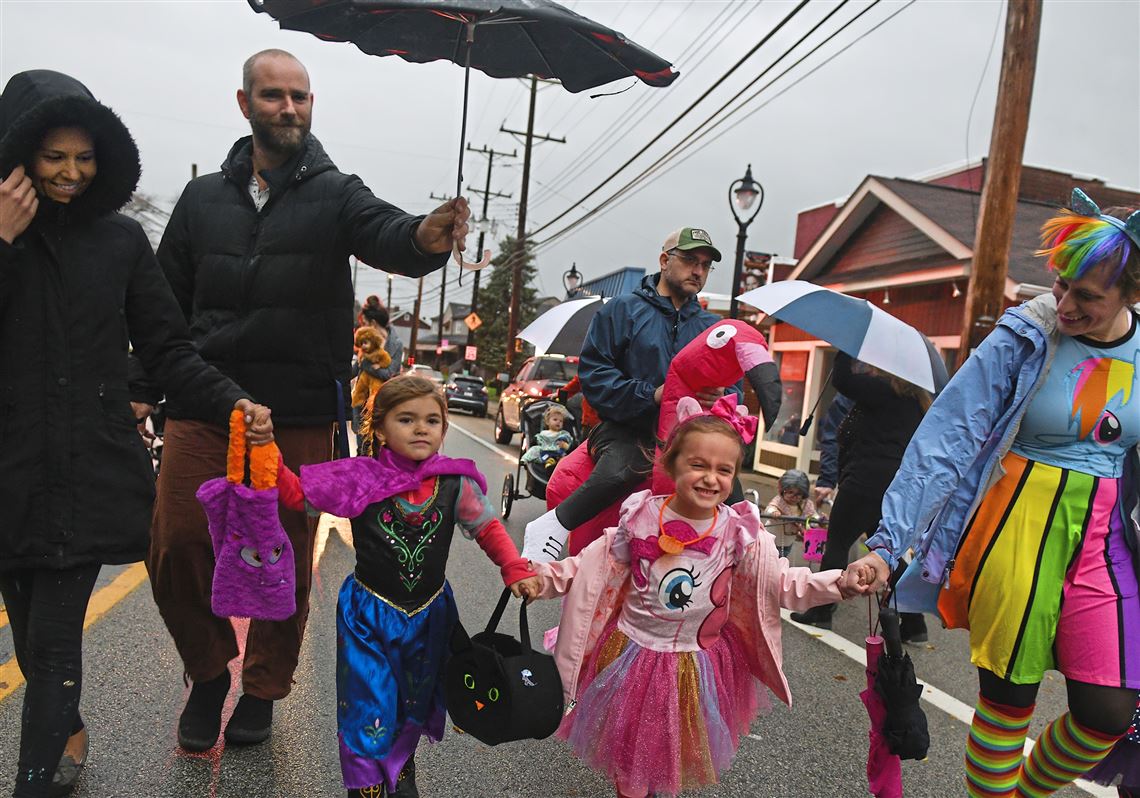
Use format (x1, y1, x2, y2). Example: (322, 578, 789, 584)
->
(352, 326, 392, 455)
(351, 326, 392, 410)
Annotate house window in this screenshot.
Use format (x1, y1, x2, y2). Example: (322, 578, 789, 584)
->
(766, 351, 808, 446)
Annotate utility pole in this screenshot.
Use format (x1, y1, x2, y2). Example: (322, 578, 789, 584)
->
(429, 191, 453, 369)
(386, 274, 393, 311)
(464, 144, 515, 362)
(409, 276, 424, 366)
(502, 76, 566, 373)
(957, 0, 1042, 367)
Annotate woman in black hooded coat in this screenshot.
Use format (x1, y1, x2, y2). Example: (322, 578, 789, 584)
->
(0, 70, 272, 797)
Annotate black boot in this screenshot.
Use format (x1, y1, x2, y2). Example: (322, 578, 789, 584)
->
(224, 693, 274, 745)
(390, 755, 418, 798)
(177, 669, 231, 751)
(899, 612, 928, 644)
(789, 604, 835, 630)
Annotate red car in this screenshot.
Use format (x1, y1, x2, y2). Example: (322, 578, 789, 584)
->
(493, 355, 579, 444)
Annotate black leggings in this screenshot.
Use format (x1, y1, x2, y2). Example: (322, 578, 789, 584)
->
(0, 564, 100, 798)
(820, 480, 886, 573)
(978, 667, 1139, 735)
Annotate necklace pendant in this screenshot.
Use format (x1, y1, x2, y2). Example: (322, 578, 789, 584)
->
(658, 535, 685, 555)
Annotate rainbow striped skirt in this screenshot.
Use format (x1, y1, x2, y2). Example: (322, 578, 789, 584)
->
(938, 452, 1140, 687)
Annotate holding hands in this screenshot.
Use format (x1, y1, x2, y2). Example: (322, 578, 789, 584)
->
(509, 575, 543, 604)
(235, 398, 274, 445)
(848, 550, 893, 591)
(837, 560, 880, 599)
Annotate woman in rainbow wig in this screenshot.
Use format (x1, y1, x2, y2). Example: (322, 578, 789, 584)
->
(851, 188, 1140, 798)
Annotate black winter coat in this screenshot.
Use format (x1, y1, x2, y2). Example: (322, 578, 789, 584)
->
(157, 134, 448, 426)
(0, 70, 248, 571)
(833, 351, 927, 496)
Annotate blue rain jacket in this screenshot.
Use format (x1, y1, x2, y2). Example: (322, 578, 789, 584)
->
(579, 273, 738, 431)
(866, 293, 1060, 613)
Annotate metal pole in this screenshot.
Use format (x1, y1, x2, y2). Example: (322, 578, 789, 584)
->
(506, 75, 538, 373)
(730, 223, 748, 320)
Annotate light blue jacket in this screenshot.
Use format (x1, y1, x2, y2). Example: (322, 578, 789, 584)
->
(866, 293, 1060, 613)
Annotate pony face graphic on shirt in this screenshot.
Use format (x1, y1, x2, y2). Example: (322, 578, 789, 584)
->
(629, 520, 733, 650)
(1068, 356, 1136, 444)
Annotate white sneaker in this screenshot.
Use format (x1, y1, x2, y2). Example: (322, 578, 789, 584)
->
(522, 508, 571, 562)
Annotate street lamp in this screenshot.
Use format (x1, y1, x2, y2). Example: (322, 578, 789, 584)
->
(563, 262, 582, 298)
(728, 164, 764, 320)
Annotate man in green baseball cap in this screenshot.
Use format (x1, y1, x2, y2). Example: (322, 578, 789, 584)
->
(522, 224, 740, 563)
(658, 227, 721, 307)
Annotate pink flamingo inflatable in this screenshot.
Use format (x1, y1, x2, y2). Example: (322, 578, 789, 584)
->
(548, 319, 781, 555)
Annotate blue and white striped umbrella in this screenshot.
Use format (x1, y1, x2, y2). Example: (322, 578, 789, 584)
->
(737, 280, 948, 393)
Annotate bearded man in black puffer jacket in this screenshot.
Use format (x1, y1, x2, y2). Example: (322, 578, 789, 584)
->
(144, 48, 471, 756)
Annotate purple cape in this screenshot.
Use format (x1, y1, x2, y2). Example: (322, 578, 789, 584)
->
(298, 449, 486, 519)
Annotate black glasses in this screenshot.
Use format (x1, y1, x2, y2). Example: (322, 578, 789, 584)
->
(667, 249, 715, 271)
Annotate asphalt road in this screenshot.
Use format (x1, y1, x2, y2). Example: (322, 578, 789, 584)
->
(0, 411, 1110, 798)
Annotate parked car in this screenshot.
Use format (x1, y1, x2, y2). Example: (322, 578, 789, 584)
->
(494, 354, 579, 444)
(406, 364, 444, 387)
(445, 374, 489, 417)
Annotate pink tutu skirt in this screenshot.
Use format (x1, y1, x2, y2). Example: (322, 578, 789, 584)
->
(559, 618, 767, 797)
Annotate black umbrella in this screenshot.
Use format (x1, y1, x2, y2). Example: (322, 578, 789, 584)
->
(247, 0, 679, 268)
(875, 607, 930, 761)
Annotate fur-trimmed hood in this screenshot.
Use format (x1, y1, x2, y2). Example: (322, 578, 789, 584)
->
(0, 69, 140, 219)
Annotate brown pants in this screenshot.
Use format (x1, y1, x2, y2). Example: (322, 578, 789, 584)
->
(146, 418, 331, 700)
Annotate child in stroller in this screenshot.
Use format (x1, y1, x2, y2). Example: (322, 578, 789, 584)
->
(517, 400, 577, 502)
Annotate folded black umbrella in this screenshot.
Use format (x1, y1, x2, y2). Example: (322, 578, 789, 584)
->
(876, 608, 930, 761)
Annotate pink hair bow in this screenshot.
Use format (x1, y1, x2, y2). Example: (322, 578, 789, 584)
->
(675, 394, 759, 444)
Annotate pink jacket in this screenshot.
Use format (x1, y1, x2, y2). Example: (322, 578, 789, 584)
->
(534, 498, 844, 707)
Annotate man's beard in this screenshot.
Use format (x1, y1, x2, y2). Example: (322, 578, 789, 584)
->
(249, 113, 308, 157)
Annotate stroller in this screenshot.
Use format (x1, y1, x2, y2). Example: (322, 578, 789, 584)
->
(501, 397, 580, 519)
(745, 490, 828, 564)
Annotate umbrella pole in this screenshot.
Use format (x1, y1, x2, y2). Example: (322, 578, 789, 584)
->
(798, 367, 834, 437)
(453, 21, 491, 273)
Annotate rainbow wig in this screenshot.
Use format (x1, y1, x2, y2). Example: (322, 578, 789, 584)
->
(1037, 210, 1134, 286)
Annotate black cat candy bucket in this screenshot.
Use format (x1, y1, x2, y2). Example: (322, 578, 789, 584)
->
(445, 588, 564, 745)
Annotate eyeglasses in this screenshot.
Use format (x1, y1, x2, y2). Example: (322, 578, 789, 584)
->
(667, 249, 715, 272)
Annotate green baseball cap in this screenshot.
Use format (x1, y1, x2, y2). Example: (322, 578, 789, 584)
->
(662, 227, 722, 262)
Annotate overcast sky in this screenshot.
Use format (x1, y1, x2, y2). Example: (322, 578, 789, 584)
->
(2, 0, 1137, 314)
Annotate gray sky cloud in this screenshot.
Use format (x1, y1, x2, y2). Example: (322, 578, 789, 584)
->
(2, 0, 1137, 312)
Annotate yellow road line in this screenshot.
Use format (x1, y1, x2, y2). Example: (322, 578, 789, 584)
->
(0, 562, 149, 704)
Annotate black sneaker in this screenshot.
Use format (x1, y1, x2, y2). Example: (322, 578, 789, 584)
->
(177, 669, 231, 751)
(390, 756, 418, 798)
(224, 694, 274, 745)
(789, 604, 835, 630)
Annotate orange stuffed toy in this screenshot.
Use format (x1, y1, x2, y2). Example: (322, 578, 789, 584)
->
(352, 326, 392, 454)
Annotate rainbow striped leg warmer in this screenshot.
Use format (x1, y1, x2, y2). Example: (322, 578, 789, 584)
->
(1015, 712, 1123, 797)
(966, 696, 1034, 798)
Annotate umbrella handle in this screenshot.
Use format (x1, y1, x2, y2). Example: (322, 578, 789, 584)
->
(454, 241, 492, 270)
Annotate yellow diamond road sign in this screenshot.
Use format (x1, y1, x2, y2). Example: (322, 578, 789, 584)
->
(464, 312, 482, 331)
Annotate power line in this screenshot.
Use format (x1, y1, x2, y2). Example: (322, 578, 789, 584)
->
(533, 1, 762, 205)
(530, 0, 916, 255)
(529, 0, 812, 238)
(533, 0, 855, 243)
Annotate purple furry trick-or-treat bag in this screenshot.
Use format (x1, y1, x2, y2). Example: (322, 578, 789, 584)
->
(196, 409, 296, 621)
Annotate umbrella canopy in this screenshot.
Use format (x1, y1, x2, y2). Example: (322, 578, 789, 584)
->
(248, 0, 680, 269)
(248, 0, 680, 92)
(737, 281, 949, 393)
(517, 296, 608, 356)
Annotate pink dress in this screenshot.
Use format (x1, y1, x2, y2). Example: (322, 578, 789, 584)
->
(538, 491, 844, 797)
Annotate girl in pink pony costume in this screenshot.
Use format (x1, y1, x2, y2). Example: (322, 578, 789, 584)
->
(529, 395, 875, 798)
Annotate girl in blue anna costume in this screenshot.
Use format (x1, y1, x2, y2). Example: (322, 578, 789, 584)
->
(276, 376, 540, 797)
